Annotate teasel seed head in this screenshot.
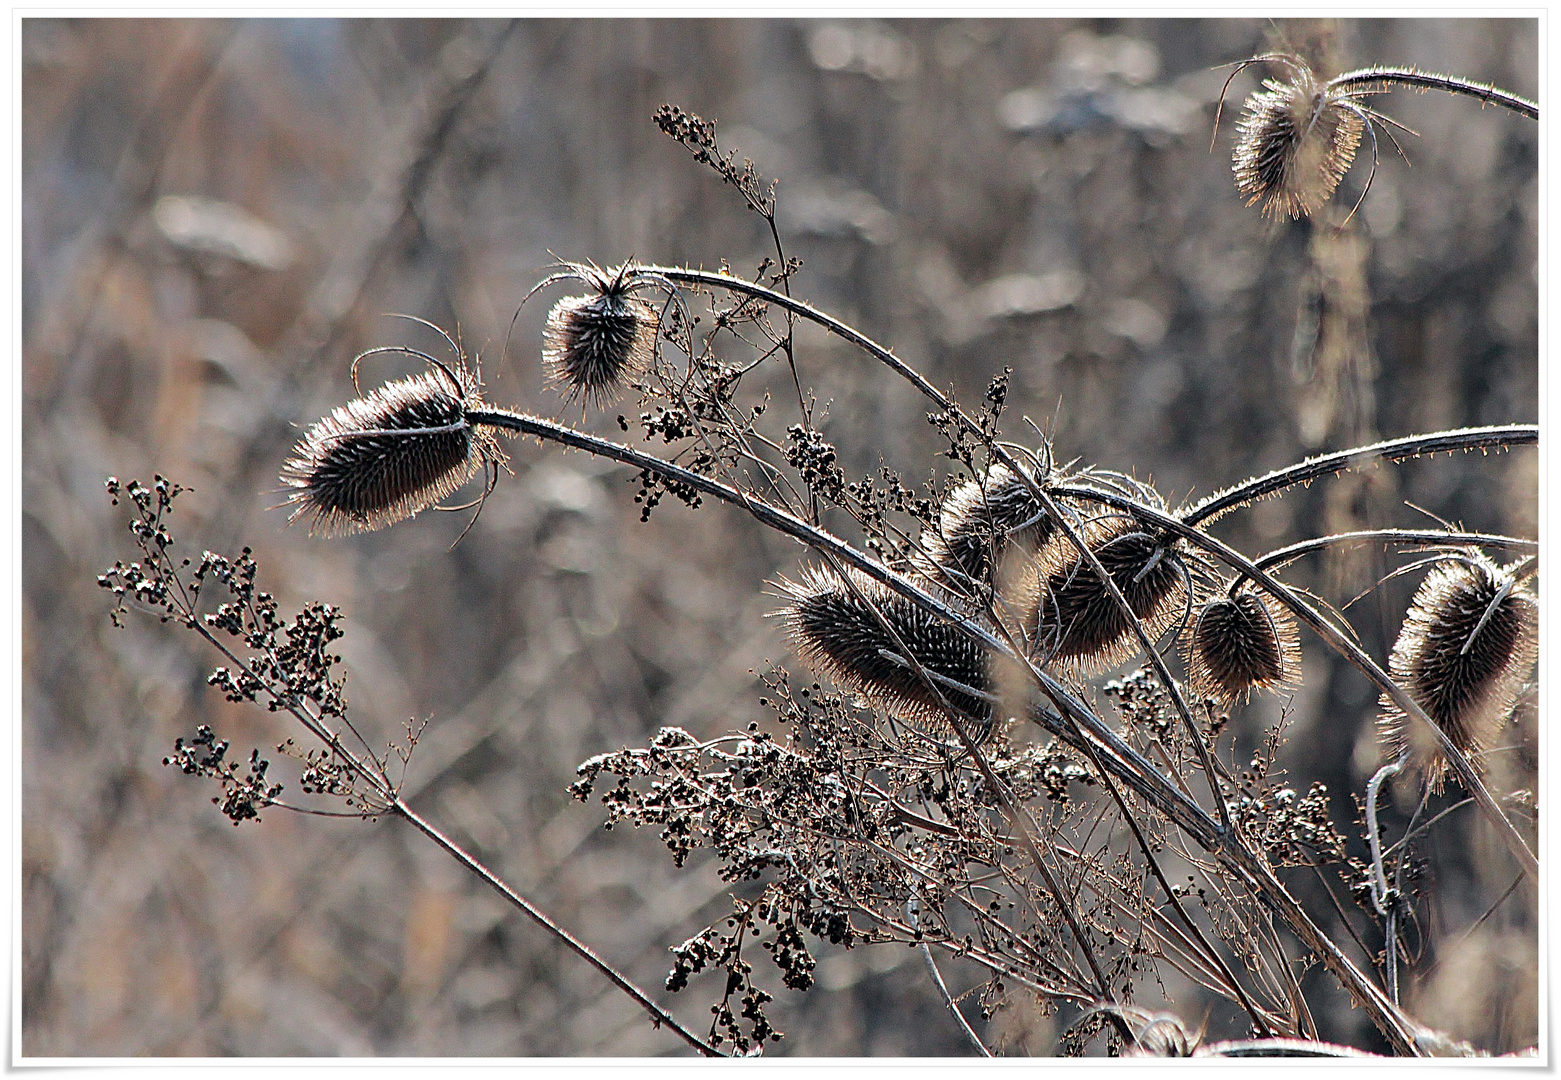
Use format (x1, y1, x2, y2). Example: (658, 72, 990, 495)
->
(776, 563, 997, 745)
(1032, 515, 1190, 674)
(1232, 62, 1365, 219)
(281, 368, 505, 535)
(541, 263, 659, 409)
(915, 461, 1056, 593)
(1185, 583, 1302, 707)
(1379, 554, 1539, 792)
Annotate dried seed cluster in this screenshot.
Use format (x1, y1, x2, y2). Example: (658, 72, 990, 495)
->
(1186, 585, 1302, 707)
(281, 369, 504, 535)
(543, 272, 659, 408)
(1380, 555, 1538, 790)
(916, 462, 1053, 592)
(1233, 66, 1365, 219)
(777, 564, 996, 744)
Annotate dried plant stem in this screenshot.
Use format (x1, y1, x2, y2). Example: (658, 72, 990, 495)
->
(1254, 528, 1537, 571)
(907, 899, 992, 1056)
(464, 406, 1421, 1054)
(1183, 426, 1538, 527)
(1330, 66, 1538, 120)
(390, 798, 721, 1056)
(1365, 752, 1408, 1004)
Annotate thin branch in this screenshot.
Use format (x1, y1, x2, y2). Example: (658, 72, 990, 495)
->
(391, 798, 722, 1057)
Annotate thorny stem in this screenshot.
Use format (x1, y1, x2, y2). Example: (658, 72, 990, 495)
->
(463, 405, 1421, 1054)
(391, 798, 722, 1057)
(1182, 426, 1538, 527)
(1253, 528, 1537, 572)
(1329, 66, 1539, 120)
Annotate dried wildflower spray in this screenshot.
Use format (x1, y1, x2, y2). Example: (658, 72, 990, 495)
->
(1380, 554, 1538, 790)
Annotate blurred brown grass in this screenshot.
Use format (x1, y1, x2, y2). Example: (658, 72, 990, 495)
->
(22, 17, 1536, 1055)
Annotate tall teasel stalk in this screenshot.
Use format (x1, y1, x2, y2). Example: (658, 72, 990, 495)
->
(1216, 53, 1539, 221)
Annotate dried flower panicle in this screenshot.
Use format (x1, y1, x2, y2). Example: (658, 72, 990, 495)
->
(1233, 61, 1366, 219)
(1380, 555, 1538, 790)
(776, 564, 997, 744)
(915, 461, 1055, 593)
(281, 367, 505, 535)
(1032, 515, 1189, 673)
(1186, 584, 1302, 707)
(542, 263, 660, 409)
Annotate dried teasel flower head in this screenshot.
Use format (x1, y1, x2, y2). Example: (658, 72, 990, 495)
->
(1032, 501, 1191, 674)
(915, 456, 1056, 594)
(535, 261, 662, 409)
(1379, 554, 1538, 791)
(1231, 57, 1367, 220)
(775, 563, 997, 745)
(1185, 582, 1302, 707)
(281, 356, 506, 536)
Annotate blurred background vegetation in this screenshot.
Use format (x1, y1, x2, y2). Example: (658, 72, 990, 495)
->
(22, 17, 1536, 1056)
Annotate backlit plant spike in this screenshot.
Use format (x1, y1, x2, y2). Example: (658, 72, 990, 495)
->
(1032, 515, 1189, 674)
(280, 367, 506, 535)
(916, 460, 1056, 593)
(1379, 554, 1538, 792)
(541, 262, 660, 409)
(1186, 584, 1302, 707)
(776, 563, 997, 745)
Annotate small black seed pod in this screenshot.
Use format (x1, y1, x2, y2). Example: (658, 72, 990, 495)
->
(1185, 585, 1301, 707)
(777, 564, 996, 744)
(543, 287, 658, 409)
(281, 369, 504, 535)
(1233, 69, 1364, 219)
(916, 463, 1055, 592)
(1380, 556, 1539, 791)
(1033, 517, 1188, 673)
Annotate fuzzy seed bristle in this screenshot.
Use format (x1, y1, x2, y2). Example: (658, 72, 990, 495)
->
(777, 564, 997, 744)
(1186, 586, 1301, 707)
(1379, 556, 1538, 792)
(916, 463, 1055, 593)
(1233, 71, 1364, 219)
(281, 370, 504, 535)
(543, 289, 658, 409)
(1033, 518, 1188, 673)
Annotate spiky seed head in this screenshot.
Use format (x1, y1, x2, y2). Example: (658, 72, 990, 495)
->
(1380, 555, 1539, 792)
(281, 369, 505, 535)
(1033, 517, 1188, 674)
(916, 462, 1055, 592)
(542, 277, 658, 409)
(1185, 585, 1302, 707)
(776, 564, 997, 744)
(1233, 67, 1364, 219)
